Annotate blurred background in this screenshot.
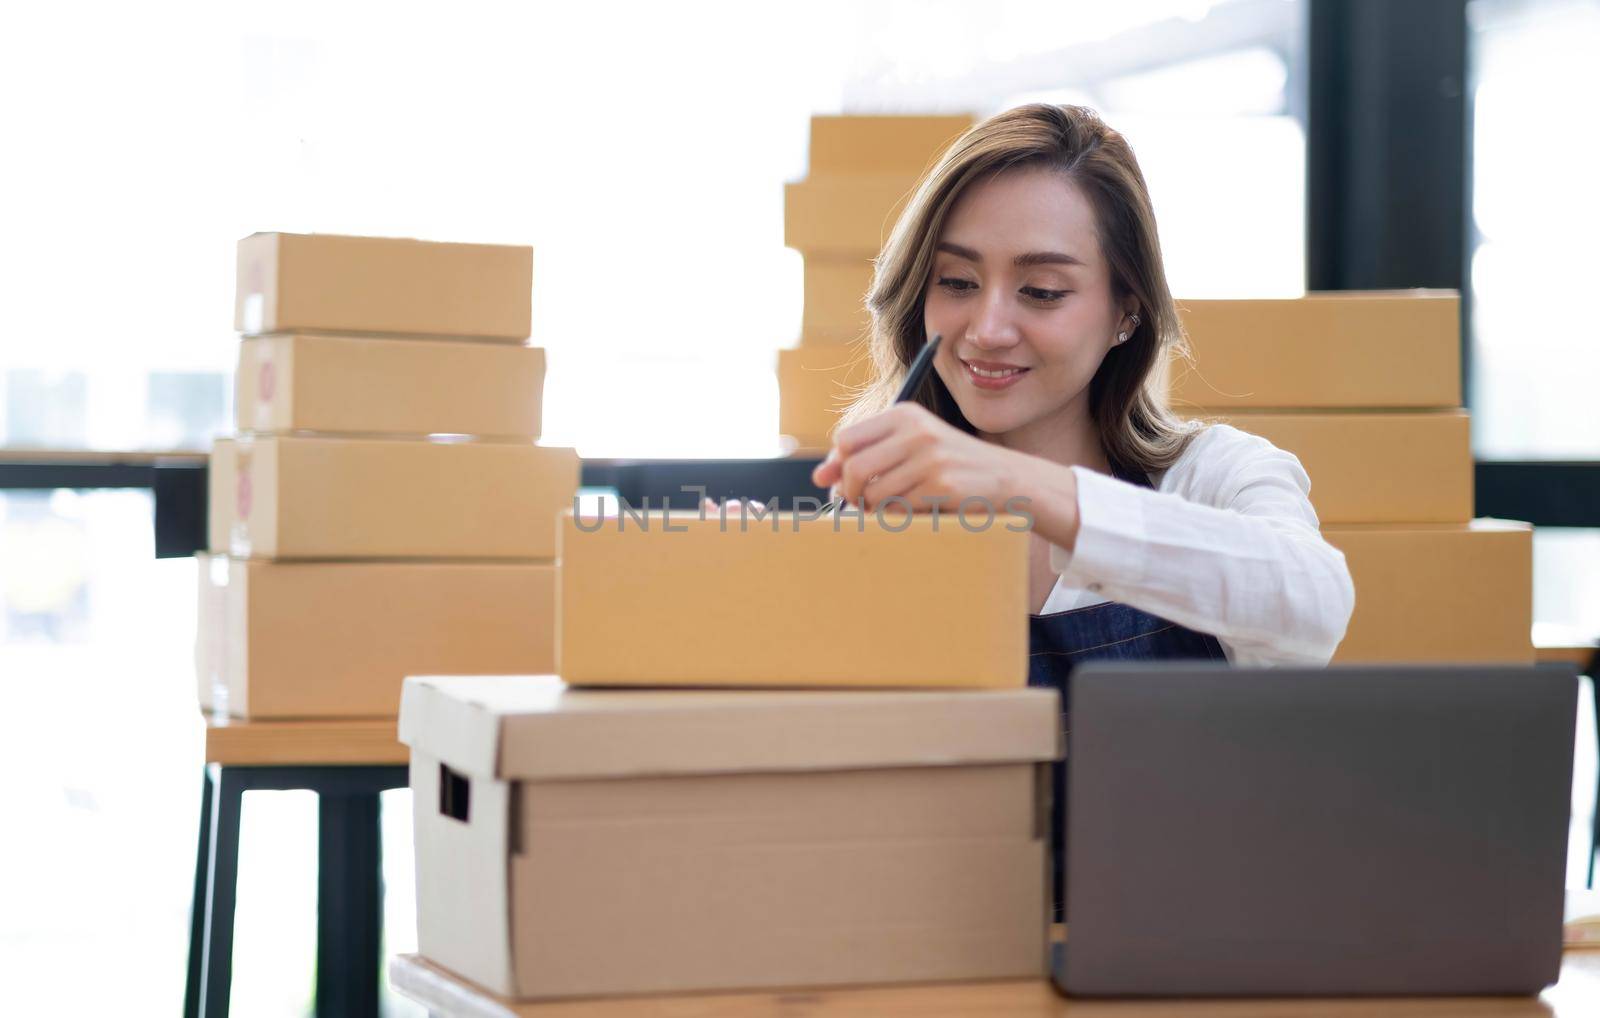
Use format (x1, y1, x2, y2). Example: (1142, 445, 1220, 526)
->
(1, 0, 1596, 1013)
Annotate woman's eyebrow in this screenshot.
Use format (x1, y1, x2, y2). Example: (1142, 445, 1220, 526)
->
(1015, 251, 1084, 268)
(936, 242, 1083, 268)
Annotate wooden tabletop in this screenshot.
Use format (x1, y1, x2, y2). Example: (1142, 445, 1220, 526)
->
(203, 713, 406, 766)
(390, 950, 1600, 1017)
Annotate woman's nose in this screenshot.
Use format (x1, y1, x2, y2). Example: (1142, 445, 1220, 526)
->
(968, 288, 1021, 349)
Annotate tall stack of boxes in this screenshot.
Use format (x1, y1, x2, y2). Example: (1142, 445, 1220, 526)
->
(1172, 291, 1533, 663)
(400, 512, 1060, 999)
(779, 114, 975, 450)
(196, 233, 580, 720)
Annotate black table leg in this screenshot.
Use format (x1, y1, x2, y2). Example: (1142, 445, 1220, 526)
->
(1590, 670, 1599, 889)
(184, 770, 214, 1018)
(315, 791, 384, 1018)
(200, 766, 244, 1018)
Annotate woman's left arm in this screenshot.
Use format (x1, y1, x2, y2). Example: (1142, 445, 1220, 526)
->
(815, 405, 1356, 666)
(1040, 432, 1357, 666)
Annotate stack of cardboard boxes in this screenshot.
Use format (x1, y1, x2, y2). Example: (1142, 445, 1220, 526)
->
(196, 233, 580, 720)
(400, 512, 1060, 999)
(1172, 292, 1533, 663)
(779, 114, 975, 450)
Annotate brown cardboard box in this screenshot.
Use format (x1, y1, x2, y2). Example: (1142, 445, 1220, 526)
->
(559, 511, 1028, 688)
(400, 674, 1056, 999)
(1171, 292, 1460, 409)
(778, 345, 873, 449)
(785, 176, 919, 257)
(802, 255, 876, 342)
(235, 334, 545, 438)
(807, 114, 974, 176)
(224, 561, 556, 718)
(229, 435, 578, 560)
(1324, 520, 1533, 663)
(195, 552, 228, 712)
(234, 233, 533, 340)
(207, 437, 237, 555)
(1200, 411, 1473, 524)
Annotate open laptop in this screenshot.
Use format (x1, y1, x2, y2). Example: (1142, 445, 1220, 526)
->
(1052, 662, 1578, 997)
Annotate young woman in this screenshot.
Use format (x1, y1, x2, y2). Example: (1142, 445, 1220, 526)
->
(810, 104, 1356, 914)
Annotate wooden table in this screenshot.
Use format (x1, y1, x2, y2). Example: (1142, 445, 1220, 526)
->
(187, 714, 408, 1018)
(389, 949, 1600, 1017)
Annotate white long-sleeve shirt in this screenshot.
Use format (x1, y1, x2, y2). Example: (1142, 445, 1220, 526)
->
(1044, 422, 1356, 667)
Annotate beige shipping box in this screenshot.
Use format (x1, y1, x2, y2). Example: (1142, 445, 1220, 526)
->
(1203, 412, 1473, 524)
(785, 176, 918, 256)
(802, 255, 876, 341)
(1325, 520, 1533, 664)
(220, 560, 556, 718)
(229, 435, 578, 560)
(1171, 292, 1460, 409)
(807, 114, 974, 175)
(235, 334, 545, 438)
(778, 345, 873, 450)
(234, 233, 533, 340)
(401, 674, 1056, 999)
(207, 437, 237, 554)
(560, 511, 1028, 687)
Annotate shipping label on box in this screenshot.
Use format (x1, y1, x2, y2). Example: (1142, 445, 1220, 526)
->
(224, 561, 556, 718)
(559, 509, 1029, 688)
(195, 552, 230, 713)
(228, 435, 578, 560)
(784, 176, 920, 257)
(778, 345, 874, 451)
(400, 675, 1058, 999)
(1324, 520, 1533, 663)
(1198, 412, 1473, 524)
(1170, 292, 1461, 409)
(807, 114, 974, 176)
(235, 334, 544, 438)
(234, 233, 533, 340)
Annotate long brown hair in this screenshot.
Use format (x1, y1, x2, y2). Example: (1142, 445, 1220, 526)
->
(838, 103, 1201, 476)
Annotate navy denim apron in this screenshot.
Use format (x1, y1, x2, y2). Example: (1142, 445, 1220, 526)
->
(1028, 460, 1227, 920)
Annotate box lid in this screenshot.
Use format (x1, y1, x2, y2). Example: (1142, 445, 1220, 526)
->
(399, 675, 1060, 781)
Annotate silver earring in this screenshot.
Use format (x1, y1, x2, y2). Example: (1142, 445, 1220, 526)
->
(1116, 332, 1128, 344)
(1130, 314, 1141, 327)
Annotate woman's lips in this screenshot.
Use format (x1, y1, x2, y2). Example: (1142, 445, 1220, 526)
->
(962, 358, 1029, 391)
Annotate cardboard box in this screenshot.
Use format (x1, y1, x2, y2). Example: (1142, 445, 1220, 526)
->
(229, 435, 578, 560)
(778, 345, 873, 450)
(401, 674, 1056, 998)
(234, 233, 533, 340)
(207, 437, 237, 555)
(195, 552, 229, 713)
(224, 561, 556, 718)
(235, 334, 545, 438)
(807, 114, 974, 175)
(1200, 411, 1473, 524)
(1324, 520, 1533, 663)
(802, 255, 876, 341)
(559, 511, 1028, 687)
(785, 176, 919, 257)
(1170, 292, 1460, 409)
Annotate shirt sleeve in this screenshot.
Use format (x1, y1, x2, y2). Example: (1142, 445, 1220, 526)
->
(1048, 425, 1356, 666)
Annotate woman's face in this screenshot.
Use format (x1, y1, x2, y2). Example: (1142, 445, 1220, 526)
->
(924, 166, 1131, 442)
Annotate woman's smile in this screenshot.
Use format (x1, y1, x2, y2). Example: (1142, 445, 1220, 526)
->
(960, 357, 1031, 390)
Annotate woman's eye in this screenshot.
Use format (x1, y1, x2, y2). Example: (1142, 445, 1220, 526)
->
(936, 277, 978, 292)
(1021, 286, 1070, 302)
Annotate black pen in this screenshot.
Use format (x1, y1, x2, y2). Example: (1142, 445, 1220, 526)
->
(895, 333, 943, 403)
(828, 333, 944, 515)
